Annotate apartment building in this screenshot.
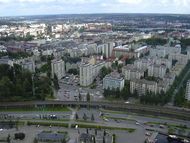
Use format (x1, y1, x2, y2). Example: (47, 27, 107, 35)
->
(103, 72, 125, 91)
(148, 64, 167, 78)
(122, 64, 144, 80)
(51, 59, 65, 80)
(130, 79, 158, 96)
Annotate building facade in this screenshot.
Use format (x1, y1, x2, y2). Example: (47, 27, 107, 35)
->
(51, 59, 65, 80)
(186, 80, 190, 101)
(148, 64, 166, 78)
(103, 72, 125, 91)
(122, 65, 144, 80)
(80, 57, 111, 86)
(21, 60, 35, 73)
(130, 79, 158, 96)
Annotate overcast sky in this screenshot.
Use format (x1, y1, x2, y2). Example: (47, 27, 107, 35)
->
(0, 0, 190, 16)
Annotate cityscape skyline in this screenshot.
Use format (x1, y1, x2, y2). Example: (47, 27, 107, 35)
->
(0, 0, 190, 16)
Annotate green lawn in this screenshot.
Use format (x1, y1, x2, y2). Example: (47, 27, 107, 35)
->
(104, 116, 136, 122)
(26, 121, 135, 133)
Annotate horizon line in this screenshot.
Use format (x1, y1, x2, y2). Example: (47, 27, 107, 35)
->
(1, 12, 190, 18)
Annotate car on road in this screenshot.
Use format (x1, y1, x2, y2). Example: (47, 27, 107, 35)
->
(103, 117, 109, 122)
(125, 101, 130, 104)
(159, 125, 165, 128)
(136, 122, 140, 125)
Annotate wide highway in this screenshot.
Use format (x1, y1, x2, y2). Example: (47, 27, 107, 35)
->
(0, 101, 190, 120)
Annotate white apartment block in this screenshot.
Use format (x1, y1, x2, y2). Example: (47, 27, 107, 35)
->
(170, 63, 185, 76)
(134, 58, 153, 70)
(150, 46, 167, 58)
(51, 59, 65, 80)
(130, 79, 158, 96)
(104, 42, 114, 58)
(87, 43, 97, 55)
(187, 47, 190, 60)
(154, 58, 172, 69)
(163, 73, 176, 85)
(148, 64, 166, 78)
(96, 42, 114, 58)
(157, 81, 170, 93)
(169, 53, 188, 65)
(103, 72, 125, 91)
(134, 46, 149, 58)
(186, 80, 190, 101)
(122, 64, 144, 80)
(80, 57, 111, 86)
(80, 63, 93, 86)
(150, 45, 181, 58)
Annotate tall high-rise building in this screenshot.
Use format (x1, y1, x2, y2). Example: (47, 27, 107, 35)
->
(186, 80, 190, 101)
(80, 56, 111, 86)
(51, 59, 65, 80)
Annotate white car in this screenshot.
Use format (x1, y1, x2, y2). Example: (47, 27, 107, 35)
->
(125, 101, 130, 104)
(136, 122, 140, 125)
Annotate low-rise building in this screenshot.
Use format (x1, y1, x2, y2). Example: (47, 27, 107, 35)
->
(0, 45, 7, 53)
(0, 56, 14, 66)
(103, 72, 125, 91)
(37, 131, 66, 143)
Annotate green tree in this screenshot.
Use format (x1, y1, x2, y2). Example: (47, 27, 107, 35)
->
(100, 66, 112, 79)
(68, 68, 79, 75)
(112, 134, 116, 143)
(86, 93, 91, 102)
(75, 113, 79, 120)
(33, 138, 38, 143)
(7, 134, 11, 143)
(83, 113, 87, 121)
(93, 135, 96, 143)
(91, 114, 95, 121)
(103, 136, 105, 143)
(79, 93, 82, 101)
(53, 74, 59, 90)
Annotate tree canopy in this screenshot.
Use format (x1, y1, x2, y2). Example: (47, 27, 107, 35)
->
(0, 64, 52, 101)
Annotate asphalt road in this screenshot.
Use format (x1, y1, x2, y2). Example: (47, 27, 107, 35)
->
(1, 108, 190, 143)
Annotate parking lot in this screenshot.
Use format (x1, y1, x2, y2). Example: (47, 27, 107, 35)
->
(56, 75, 104, 101)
